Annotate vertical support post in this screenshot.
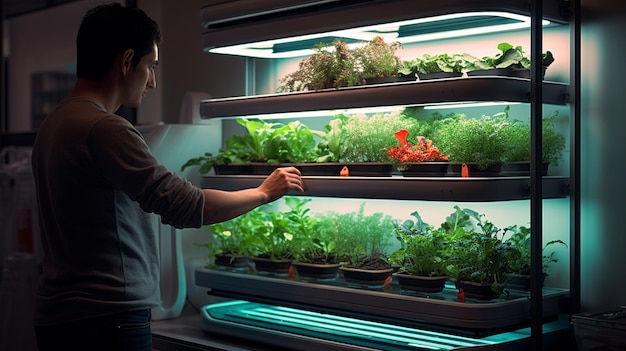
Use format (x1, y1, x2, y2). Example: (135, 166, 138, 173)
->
(529, 0, 544, 350)
(569, 0, 582, 316)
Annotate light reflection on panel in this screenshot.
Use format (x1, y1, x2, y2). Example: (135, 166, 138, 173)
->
(202, 300, 523, 351)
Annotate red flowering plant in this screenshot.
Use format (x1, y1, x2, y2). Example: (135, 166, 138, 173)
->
(387, 129, 449, 171)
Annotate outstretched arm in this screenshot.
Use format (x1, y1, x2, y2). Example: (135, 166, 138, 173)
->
(201, 166, 304, 224)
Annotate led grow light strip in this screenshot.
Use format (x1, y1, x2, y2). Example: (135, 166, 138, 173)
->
(208, 11, 550, 58)
(208, 302, 499, 350)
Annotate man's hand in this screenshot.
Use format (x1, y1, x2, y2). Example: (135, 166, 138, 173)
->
(258, 167, 304, 202)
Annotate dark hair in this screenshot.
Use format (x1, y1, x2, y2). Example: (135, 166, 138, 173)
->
(76, 3, 162, 81)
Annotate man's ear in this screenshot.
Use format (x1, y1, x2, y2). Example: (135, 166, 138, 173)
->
(121, 49, 135, 75)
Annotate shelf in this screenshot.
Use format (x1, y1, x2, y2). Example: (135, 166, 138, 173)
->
(195, 268, 569, 333)
(200, 0, 568, 53)
(201, 175, 569, 201)
(199, 77, 569, 119)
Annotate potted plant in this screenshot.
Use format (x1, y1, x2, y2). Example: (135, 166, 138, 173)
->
(246, 202, 298, 276)
(334, 203, 399, 288)
(502, 224, 567, 290)
(338, 111, 423, 175)
(399, 53, 466, 80)
(277, 39, 361, 92)
(386, 129, 449, 176)
(182, 117, 326, 175)
(464, 42, 555, 78)
(292, 210, 343, 280)
(196, 207, 267, 271)
(501, 109, 566, 176)
(443, 206, 510, 300)
(352, 36, 406, 83)
(390, 211, 452, 293)
(435, 111, 510, 174)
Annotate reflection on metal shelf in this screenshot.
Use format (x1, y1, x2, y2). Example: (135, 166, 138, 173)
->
(201, 300, 568, 351)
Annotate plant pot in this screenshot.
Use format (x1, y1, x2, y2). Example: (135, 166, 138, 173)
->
(398, 162, 450, 177)
(394, 273, 449, 293)
(251, 257, 293, 276)
(500, 161, 550, 177)
(504, 273, 547, 291)
(364, 76, 416, 85)
(417, 71, 463, 80)
(214, 254, 250, 272)
(293, 262, 340, 280)
(339, 267, 394, 288)
(455, 280, 499, 300)
(338, 162, 394, 177)
(213, 163, 253, 175)
(466, 67, 547, 79)
(449, 163, 503, 177)
(296, 163, 346, 176)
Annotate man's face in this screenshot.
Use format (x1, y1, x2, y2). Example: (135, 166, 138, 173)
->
(122, 43, 158, 108)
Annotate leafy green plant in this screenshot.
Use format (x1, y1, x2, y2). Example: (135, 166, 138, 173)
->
(181, 117, 326, 174)
(277, 39, 361, 92)
(502, 224, 567, 276)
(390, 211, 452, 277)
(503, 110, 566, 165)
(329, 203, 398, 269)
(353, 36, 403, 79)
(435, 111, 510, 170)
(236, 118, 323, 164)
(462, 42, 555, 72)
(195, 206, 268, 265)
(340, 111, 422, 162)
(442, 206, 511, 295)
(294, 212, 341, 264)
(399, 53, 467, 76)
(315, 115, 348, 162)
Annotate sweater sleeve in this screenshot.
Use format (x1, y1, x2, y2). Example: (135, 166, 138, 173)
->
(87, 116, 205, 229)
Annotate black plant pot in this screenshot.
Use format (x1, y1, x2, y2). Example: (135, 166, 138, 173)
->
(339, 267, 394, 288)
(394, 273, 449, 293)
(251, 257, 293, 276)
(293, 262, 340, 280)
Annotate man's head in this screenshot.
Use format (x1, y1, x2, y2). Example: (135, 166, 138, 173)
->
(76, 3, 161, 81)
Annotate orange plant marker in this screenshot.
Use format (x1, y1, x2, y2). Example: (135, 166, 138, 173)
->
(457, 288, 466, 302)
(461, 163, 470, 178)
(288, 265, 295, 280)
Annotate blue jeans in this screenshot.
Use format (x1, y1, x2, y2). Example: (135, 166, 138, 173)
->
(35, 309, 152, 351)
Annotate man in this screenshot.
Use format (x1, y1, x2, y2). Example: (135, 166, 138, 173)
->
(31, 3, 304, 350)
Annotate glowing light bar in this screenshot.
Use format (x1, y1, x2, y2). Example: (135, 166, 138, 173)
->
(209, 12, 550, 58)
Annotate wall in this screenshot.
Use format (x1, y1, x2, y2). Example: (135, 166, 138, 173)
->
(4, 0, 243, 130)
(580, 0, 626, 313)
